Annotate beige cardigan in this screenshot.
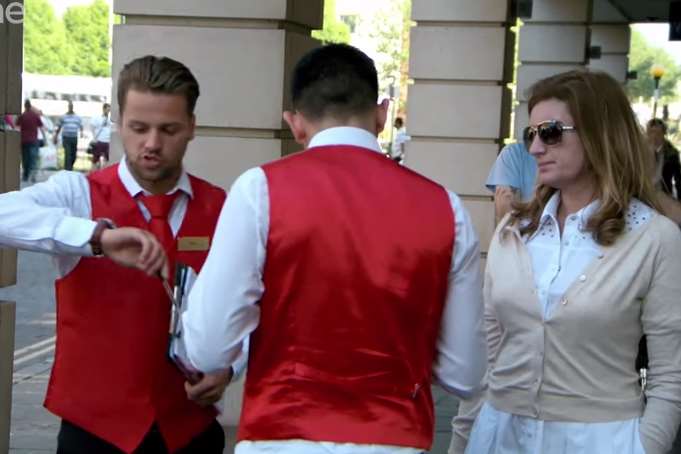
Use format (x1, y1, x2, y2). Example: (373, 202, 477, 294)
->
(451, 212, 681, 454)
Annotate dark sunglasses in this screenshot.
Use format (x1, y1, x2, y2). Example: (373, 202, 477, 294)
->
(523, 121, 577, 148)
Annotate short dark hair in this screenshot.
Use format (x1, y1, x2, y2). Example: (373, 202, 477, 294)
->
(394, 117, 404, 128)
(117, 56, 200, 116)
(291, 44, 378, 120)
(647, 118, 667, 134)
(24, 99, 31, 109)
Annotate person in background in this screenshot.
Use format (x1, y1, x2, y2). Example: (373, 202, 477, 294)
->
(2, 113, 15, 130)
(485, 141, 537, 224)
(16, 99, 46, 183)
(54, 100, 83, 171)
(181, 43, 487, 454)
(90, 103, 112, 169)
(391, 116, 410, 162)
(0, 56, 231, 454)
(647, 118, 681, 200)
(451, 70, 681, 454)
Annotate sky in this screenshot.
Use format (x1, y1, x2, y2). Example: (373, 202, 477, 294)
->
(633, 23, 681, 64)
(48, 0, 104, 17)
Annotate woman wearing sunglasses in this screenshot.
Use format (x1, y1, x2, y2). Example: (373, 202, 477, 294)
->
(450, 70, 681, 454)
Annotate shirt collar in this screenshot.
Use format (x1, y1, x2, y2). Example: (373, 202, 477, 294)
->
(538, 191, 561, 227)
(118, 156, 193, 199)
(538, 191, 600, 230)
(308, 127, 383, 154)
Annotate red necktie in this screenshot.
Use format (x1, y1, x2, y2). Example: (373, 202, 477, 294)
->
(139, 192, 179, 275)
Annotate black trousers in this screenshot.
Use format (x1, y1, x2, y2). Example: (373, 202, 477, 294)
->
(62, 136, 78, 171)
(21, 141, 39, 181)
(56, 419, 225, 454)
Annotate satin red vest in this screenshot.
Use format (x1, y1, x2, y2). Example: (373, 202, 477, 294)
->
(237, 145, 455, 450)
(45, 164, 226, 453)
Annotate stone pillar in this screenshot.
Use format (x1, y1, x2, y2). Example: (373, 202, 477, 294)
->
(111, 2, 322, 450)
(0, 0, 22, 447)
(588, 0, 631, 83)
(0, 0, 22, 288)
(111, 0, 322, 190)
(0, 301, 16, 454)
(406, 0, 516, 255)
(514, 0, 590, 139)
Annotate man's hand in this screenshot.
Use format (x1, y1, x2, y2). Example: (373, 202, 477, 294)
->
(100, 227, 168, 278)
(494, 185, 518, 224)
(185, 369, 233, 407)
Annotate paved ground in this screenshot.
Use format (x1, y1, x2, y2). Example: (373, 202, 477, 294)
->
(2, 175, 62, 454)
(1, 172, 459, 454)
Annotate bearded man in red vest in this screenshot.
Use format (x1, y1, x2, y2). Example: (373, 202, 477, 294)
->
(0, 56, 231, 453)
(180, 44, 488, 454)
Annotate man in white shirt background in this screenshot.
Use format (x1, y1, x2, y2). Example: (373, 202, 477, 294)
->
(0, 56, 231, 454)
(181, 43, 487, 454)
(391, 116, 410, 162)
(89, 102, 112, 170)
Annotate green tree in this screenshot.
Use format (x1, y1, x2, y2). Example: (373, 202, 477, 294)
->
(627, 30, 681, 103)
(312, 0, 350, 45)
(366, 0, 411, 112)
(23, 0, 74, 75)
(63, 0, 111, 77)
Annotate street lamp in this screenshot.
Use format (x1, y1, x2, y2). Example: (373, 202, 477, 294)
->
(650, 65, 666, 119)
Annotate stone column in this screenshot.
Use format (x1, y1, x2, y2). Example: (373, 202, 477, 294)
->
(0, 1, 22, 447)
(406, 0, 516, 256)
(406, 3, 516, 449)
(514, 0, 590, 139)
(0, 301, 16, 454)
(111, 0, 322, 190)
(0, 0, 22, 288)
(111, 2, 322, 450)
(588, 0, 631, 83)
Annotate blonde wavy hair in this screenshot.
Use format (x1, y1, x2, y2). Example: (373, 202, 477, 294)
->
(510, 70, 662, 246)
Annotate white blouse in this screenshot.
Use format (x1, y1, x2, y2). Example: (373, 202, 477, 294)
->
(465, 193, 654, 454)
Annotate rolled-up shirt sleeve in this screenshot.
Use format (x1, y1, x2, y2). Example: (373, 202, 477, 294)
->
(486, 145, 522, 194)
(182, 167, 268, 374)
(432, 191, 487, 398)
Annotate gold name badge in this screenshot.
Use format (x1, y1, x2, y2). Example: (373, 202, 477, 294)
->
(177, 236, 210, 252)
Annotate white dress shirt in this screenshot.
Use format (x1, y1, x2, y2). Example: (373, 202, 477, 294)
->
(182, 126, 487, 454)
(465, 192, 654, 454)
(90, 115, 112, 144)
(0, 159, 192, 277)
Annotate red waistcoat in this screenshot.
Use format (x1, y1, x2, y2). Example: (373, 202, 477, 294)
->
(237, 145, 455, 450)
(44, 164, 226, 453)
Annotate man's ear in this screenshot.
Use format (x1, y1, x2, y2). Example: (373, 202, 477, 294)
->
(375, 98, 390, 135)
(283, 111, 308, 146)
